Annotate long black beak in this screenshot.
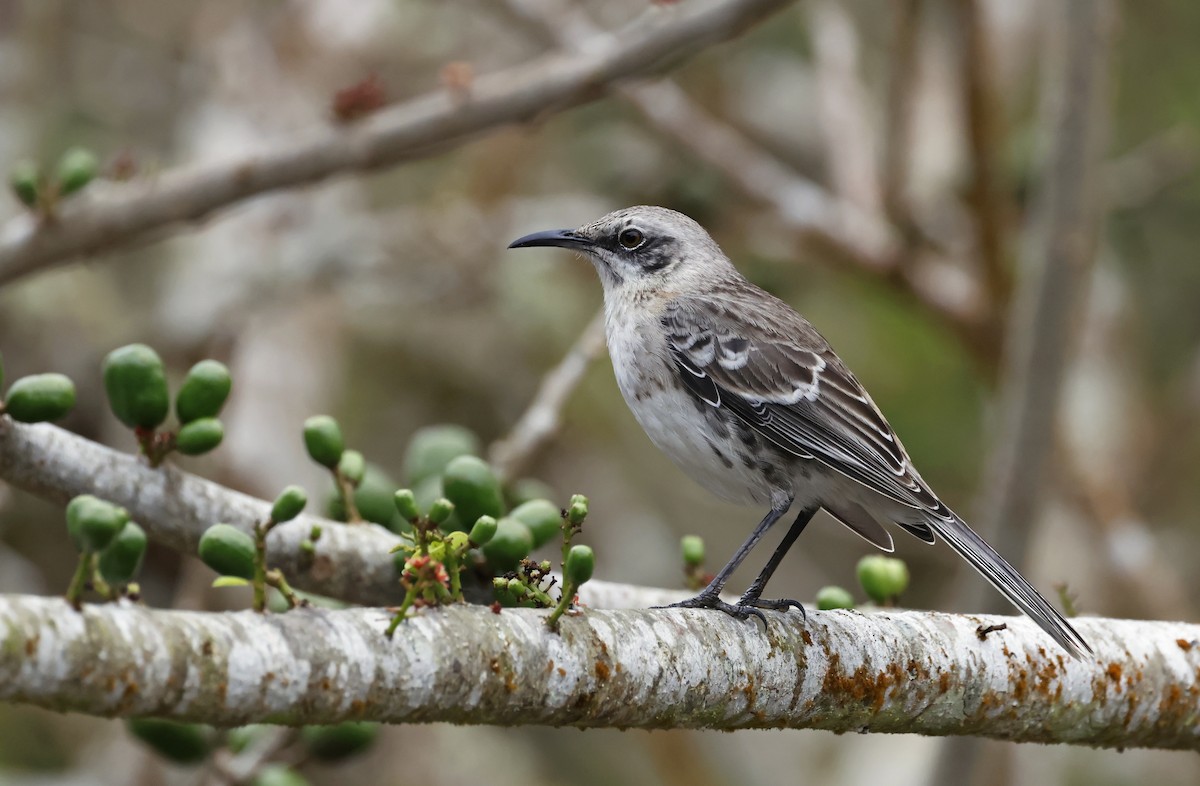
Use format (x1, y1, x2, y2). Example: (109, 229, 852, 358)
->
(507, 229, 593, 250)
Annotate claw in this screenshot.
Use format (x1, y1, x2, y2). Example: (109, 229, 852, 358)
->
(654, 594, 769, 625)
(739, 596, 807, 620)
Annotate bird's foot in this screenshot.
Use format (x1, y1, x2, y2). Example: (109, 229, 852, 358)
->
(654, 593, 767, 625)
(737, 595, 807, 621)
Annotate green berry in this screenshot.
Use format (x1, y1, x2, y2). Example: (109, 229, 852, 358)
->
(337, 450, 366, 486)
(509, 499, 562, 549)
(66, 494, 129, 552)
(327, 463, 405, 532)
(411, 475, 461, 531)
(856, 555, 910, 605)
(427, 497, 454, 526)
(98, 522, 147, 584)
(103, 344, 170, 430)
(300, 722, 378, 761)
(441, 455, 504, 534)
(126, 718, 213, 764)
(10, 158, 39, 208)
(198, 523, 256, 579)
(56, 146, 99, 196)
(482, 517, 533, 572)
(175, 417, 224, 456)
(681, 535, 705, 567)
(564, 544, 595, 586)
(303, 415, 344, 468)
(252, 765, 310, 786)
(402, 424, 480, 485)
(815, 585, 855, 611)
(393, 489, 420, 522)
(3, 373, 76, 423)
(468, 514, 498, 546)
(175, 359, 231, 423)
(271, 485, 307, 523)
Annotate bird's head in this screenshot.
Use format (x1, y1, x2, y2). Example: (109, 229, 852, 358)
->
(508, 206, 734, 297)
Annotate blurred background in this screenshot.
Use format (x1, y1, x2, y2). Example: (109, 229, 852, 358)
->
(1, 0, 1199, 784)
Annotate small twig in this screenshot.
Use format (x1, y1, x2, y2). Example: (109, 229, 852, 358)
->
(488, 310, 607, 484)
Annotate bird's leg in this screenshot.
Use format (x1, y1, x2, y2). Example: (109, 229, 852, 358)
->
(736, 506, 818, 617)
(656, 500, 792, 623)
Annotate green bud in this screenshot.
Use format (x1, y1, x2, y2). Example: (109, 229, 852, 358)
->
(198, 523, 256, 580)
(270, 485, 307, 523)
(539, 560, 552, 572)
(126, 718, 213, 764)
(681, 535, 705, 567)
(506, 577, 528, 597)
(492, 576, 508, 592)
(303, 415, 344, 468)
(175, 359, 232, 423)
(411, 475, 461, 531)
(441, 456, 505, 534)
(427, 540, 447, 562)
(445, 530, 470, 553)
(564, 544, 595, 586)
(815, 585, 855, 611)
(66, 494, 129, 552)
(568, 499, 588, 526)
(56, 146, 99, 196)
(252, 764, 311, 786)
(98, 522, 147, 584)
(509, 499, 562, 549)
(393, 489, 420, 522)
(402, 424, 481, 485)
(856, 555, 910, 605)
(175, 417, 224, 456)
(482, 517, 533, 572)
(103, 344, 170, 430)
(427, 497, 454, 526)
(468, 514, 497, 545)
(3, 373, 76, 423)
(337, 450, 366, 486)
(300, 721, 378, 761)
(10, 158, 39, 208)
(569, 493, 588, 508)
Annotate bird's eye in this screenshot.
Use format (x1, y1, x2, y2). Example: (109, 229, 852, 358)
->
(618, 228, 645, 250)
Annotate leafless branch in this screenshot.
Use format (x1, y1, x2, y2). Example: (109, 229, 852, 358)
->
(0, 0, 795, 288)
(488, 309, 607, 484)
(881, 0, 922, 231)
(2, 594, 1197, 748)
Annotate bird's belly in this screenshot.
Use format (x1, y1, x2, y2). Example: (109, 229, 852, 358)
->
(617, 376, 780, 507)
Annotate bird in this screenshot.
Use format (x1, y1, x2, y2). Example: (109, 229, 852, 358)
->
(508, 205, 1091, 658)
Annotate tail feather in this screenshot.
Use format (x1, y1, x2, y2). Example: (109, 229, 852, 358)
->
(926, 513, 1092, 659)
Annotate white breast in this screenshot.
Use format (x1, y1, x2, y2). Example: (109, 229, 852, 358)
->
(603, 297, 776, 506)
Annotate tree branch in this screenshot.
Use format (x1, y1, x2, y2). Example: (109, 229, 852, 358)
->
(1, 594, 1196, 749)
(0, 0, 795, 288)
(0, 419, 689, 610)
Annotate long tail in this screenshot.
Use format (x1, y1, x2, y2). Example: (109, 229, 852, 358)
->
(926, 512, 1092, 659)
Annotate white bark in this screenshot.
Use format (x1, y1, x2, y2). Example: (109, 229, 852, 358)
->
(1, 595, 1197, 749)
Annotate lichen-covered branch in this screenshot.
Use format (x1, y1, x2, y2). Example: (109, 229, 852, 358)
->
(0, 0, 794, 288)
(1, 595, 1197, 749)
(0, 419, 687, 610)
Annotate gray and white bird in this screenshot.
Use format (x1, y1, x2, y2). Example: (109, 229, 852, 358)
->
(509, 205, 1091, 658)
